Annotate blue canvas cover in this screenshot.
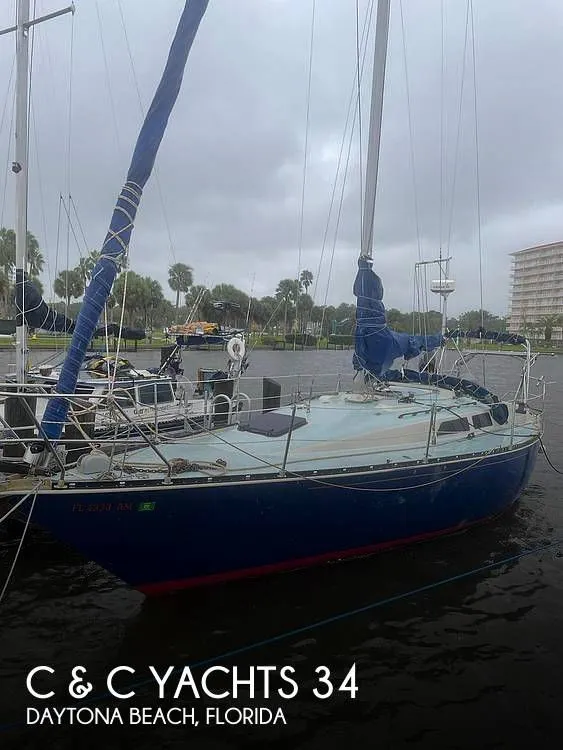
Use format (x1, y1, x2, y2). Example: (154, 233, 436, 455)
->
(353, 257, 443, 377)
(15, 270, 75, 334)
(446, 328, 527, 346)
(41, 0, 209, 439)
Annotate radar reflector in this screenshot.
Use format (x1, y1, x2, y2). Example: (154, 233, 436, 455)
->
(430, 279, 455, 297)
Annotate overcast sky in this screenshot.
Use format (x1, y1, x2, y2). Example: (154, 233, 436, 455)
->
(0, 0, 562, 316)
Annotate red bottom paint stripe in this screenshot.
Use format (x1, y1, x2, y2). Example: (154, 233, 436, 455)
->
(137, 511, 507, 595)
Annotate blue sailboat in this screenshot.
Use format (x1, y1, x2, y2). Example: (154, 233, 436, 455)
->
(0, 0, 542, 594)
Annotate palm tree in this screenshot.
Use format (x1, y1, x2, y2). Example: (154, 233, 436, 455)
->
(0, 227, 43, 276)
(53, 269, 84, 308)
(300, 269, 313, 294)
(168, 263, 193, 317)
(142, 276, 164, 328)
(0, 228, 15, 276)
(76, 251, 102, 291)
(27, 235, 44, 277)
(77, 257, 92, 290)
(0, 270, 10, 316)
(537, 314, 563, 343)
(275, 278, 301, 334)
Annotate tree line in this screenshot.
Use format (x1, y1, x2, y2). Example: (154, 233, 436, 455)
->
(8, 225, 554, 340)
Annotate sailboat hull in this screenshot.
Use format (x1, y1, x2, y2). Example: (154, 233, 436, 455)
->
(16, 438, 539, 594)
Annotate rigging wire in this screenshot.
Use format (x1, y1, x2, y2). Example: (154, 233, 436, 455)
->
(19, 0, 39, 339)
(438, 0, 446, 330)
(398, 0, 422, 267)
(0, 53, 15, 229)
(439, 0, 445, 256)
(94, 0, 122, 155)
(28, 6, 54, 297)
(445, 0, 470, 253)
(355, 0, 364, 243)
(59, 194, 87, 257)
(64, 7, 75, 328)
(399, 0, 426, 339)
(30, 99, 53, 295)
(295, 0, 316, 347)
(53, 194, 62, 340)
(312, 0, 375, 308)
(469, 0, 485, 388)
(116, 0, 177, 264)
(0, 487, 39, 606)
(314, 1, 375, 346)
(318, 93, 362, 340)
(69, 194, 89, 253)
(469, 0, 484, 328)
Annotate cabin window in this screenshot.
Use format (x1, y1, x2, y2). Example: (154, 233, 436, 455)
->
(472, 412, 493, 429)
(437, 417, 470, 435)
(111, 387, 136, 408)
(137, 381, 174, 405)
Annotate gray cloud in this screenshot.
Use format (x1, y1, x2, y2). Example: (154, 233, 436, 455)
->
(1, 0, 563, 317)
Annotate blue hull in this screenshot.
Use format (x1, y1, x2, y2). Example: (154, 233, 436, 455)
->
(26, 440, 539, 594)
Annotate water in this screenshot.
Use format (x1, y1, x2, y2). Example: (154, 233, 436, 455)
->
(1, 347, 562, 748)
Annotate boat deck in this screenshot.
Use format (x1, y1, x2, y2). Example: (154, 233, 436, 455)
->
(62, 385, 540, 483)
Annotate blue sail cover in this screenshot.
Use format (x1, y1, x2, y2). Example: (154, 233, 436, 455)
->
(353, 257, 443, 377)
(445, 328, 527, 346)
(15, 272, 145, 339)
(41, 0, 209, 440)
(15, 270, 75, 334)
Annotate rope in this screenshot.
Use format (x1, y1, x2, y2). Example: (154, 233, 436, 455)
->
(0, 487, 39, 606)
(539, 435, 563, 475)
(122, 457, 227, 477)
(0, 486, 40, 527)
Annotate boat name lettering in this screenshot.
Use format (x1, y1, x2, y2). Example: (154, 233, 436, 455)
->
(25, 664, 358, 702)
(71, 502, 135, 513)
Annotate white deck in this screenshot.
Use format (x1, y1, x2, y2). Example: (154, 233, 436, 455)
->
(62, 385, 540, 483)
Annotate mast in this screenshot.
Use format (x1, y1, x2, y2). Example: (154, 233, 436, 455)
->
(1, 1, 74, 384)
(13, 0, 30, 384)
(361, 0, 391, 259)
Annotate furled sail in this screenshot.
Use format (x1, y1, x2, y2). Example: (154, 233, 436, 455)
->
(15, 270, 75, 334)
(353, 256, 443, 377)
(15, 272, 145, 340)
(445, 328, 527, 346)
(41, 0, 209, 440)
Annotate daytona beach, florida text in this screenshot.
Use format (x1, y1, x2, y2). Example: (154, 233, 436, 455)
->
(27, 706, 287, 727)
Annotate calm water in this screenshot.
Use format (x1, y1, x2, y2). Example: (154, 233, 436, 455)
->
(1, 346, 562, 749)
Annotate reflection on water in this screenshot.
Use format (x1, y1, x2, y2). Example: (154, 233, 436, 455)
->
(1, 349, 563, 748)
